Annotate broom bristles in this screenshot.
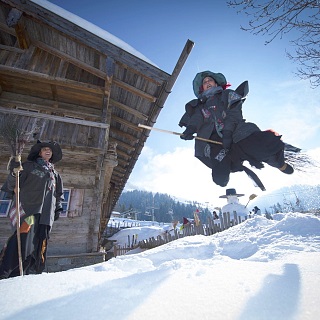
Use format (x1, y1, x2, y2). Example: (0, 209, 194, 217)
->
(285, 150, 318, 172)
(0, 114, 40, 157)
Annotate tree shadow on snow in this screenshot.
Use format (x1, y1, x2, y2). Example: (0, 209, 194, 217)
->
(238, 263, 300, 320)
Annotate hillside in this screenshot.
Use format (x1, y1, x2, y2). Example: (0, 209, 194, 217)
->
(115, 185, 320, 223)
(250, 184, 320, 214)
(114, 190, 211, 223)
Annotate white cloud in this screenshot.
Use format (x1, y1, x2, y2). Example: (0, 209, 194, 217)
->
(243, 79, 320, 150)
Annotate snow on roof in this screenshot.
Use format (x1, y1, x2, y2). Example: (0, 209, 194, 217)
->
(31, 0, 157, 67)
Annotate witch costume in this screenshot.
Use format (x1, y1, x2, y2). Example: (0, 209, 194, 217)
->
(179, 71, 294, 190)
(0, 141, 64, 278)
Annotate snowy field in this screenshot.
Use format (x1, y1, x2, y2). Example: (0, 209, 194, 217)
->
(1, 212, 320, 320)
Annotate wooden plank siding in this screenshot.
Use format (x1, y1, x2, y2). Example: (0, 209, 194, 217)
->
(0, 0, 194, 263)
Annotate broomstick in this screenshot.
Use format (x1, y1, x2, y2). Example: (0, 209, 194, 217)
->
(138, 124, 222, 145)
(0, 114, 40, 276)
(138, 124, 316, 172)
(245, 194, 258, 208)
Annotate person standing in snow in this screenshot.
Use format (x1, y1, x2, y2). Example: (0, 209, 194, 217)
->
(252, 206, 274, 220)
(212, 211, 219, 220)
(252, 206, 262, 216)
(219, 188, 250, 219)
(178, 70, 294, 190)
(0, 141, 64, 279)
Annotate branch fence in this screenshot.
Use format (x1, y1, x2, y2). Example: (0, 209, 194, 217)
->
(113, 211, 252, 257)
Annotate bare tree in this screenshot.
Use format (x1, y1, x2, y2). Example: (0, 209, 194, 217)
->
(227, 0, 320, 88)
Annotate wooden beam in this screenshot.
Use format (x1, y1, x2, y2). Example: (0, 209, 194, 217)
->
(0, 44, 24, 53)
(34, 42, 157, 104)
(0, 106, 109, 129)
(109, 127, 139, 142)
(113, 165, 126, 173)
(109, 138, 135, 151)
(111, 114, 142, 132)
(34, 40, 106, 80)
(113, 78, 156, 102)
(0, 93, 101, 119)
(0, 60, 158, 104)
(115, 149, 131, 159)
(0, 65, 104, 94)
(109, 99, 148, 120)
(14, 21, 30, 49)
(112, 170, 125, 178)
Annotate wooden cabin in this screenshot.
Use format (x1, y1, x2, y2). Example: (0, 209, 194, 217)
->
(0, 0, 193, 271)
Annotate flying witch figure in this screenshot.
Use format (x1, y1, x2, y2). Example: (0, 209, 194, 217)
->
(179, 71, 297, 191)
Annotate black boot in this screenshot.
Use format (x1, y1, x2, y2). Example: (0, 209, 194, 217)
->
(279, 163, 294, 174)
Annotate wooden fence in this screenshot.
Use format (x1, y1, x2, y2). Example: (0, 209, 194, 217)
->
(103, 221, 141, 238)
(113, 211, 252, 257)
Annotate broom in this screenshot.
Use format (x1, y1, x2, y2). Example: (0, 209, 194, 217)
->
(0, 114, 40, 276)
(138, 124, 317, 172)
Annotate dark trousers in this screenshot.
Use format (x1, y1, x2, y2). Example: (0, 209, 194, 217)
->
(209, 131, 285, 188)
(0, 215, 50, 279)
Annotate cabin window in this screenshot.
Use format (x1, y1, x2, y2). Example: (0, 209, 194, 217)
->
(0, 191, 11, 217)
(60, 189, 84, 218)
(60, 189, 71, 218)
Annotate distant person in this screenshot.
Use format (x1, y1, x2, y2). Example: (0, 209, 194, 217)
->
(219, 188, 250, 219)
(252, 206, 262, 216)
(0, 141, 64, 279)
(212, 211, 219, 220)
(180, 217, 191, 230)
(179, 70, 294, 191)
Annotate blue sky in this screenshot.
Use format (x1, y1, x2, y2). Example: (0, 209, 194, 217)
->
(44, 0, 320, 208)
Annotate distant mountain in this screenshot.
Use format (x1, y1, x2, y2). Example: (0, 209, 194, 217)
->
(249, 184, 320, 214)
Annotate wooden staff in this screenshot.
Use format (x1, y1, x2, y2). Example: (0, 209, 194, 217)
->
(14, 155, 23, 276)
(138, 124, 222, 145)
(0, 114, 41, 277)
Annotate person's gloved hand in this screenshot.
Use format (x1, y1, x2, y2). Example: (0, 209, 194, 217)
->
(180, 125, 197, 140)
(222, 130, 233, 151)
(9, 159, 22, 172)
(54, 208, 63, 221)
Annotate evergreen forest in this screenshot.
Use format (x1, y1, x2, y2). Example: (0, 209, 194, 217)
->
(114, 190, 213, 223)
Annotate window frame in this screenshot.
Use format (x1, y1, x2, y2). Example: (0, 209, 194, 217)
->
(0, 191, 12, 218)
(60, 189, 71, 218)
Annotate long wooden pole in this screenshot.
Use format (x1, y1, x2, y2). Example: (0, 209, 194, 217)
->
(14, 155, 23, 276)
(138, 124, 222, 145)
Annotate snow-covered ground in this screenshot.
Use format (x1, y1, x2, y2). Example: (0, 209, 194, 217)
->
(1, 212, 320, 320)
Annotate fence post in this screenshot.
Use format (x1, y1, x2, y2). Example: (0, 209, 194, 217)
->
(113, 244, 118, 257)
(233, 211, 238, 225)
(223, 212, 229, 229)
